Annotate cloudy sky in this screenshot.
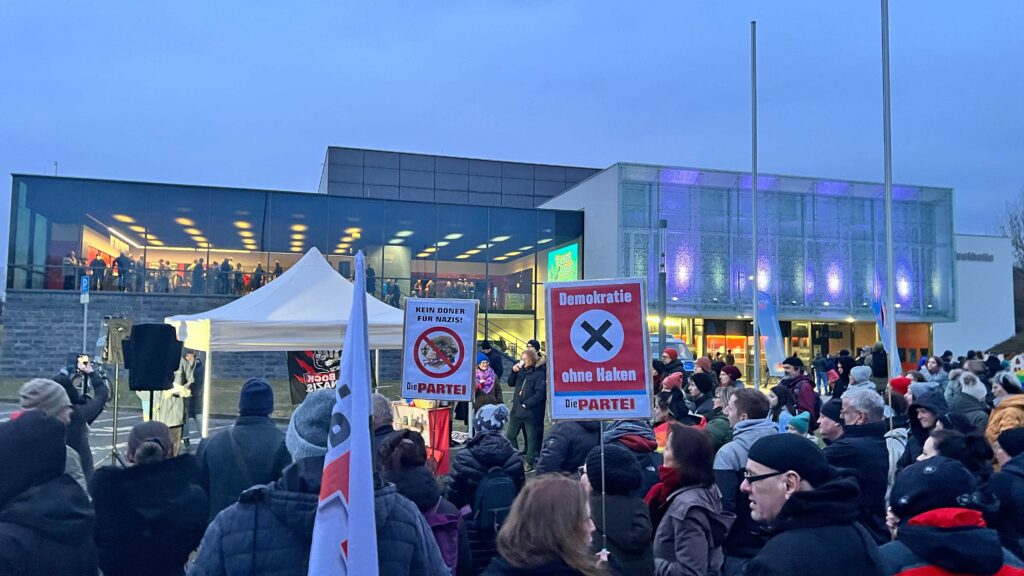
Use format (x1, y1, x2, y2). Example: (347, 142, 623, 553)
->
(2, 1, 1020, 234)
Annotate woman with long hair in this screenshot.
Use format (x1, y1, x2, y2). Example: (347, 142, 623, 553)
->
(484, 475, 605, 575)
(767, 385, 799, 433)
(832, 354, 856, 399)
(507, 348, 548, 469)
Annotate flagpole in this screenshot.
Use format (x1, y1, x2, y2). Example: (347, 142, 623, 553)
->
(751, 20, 761, 390)
(881, 0, 899, 377)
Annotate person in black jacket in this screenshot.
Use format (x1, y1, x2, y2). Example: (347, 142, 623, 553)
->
(991, 428, 1024, 560)
(898, 390, 948, 471)
(0, 410, 99, 576)
(480, 340, 505, 382)
(581, 444, 654, 576)
(687, 372, 716, 419)
(741, 434, 886, 576)
(91, 421, 207, 576)
(831, 355, 856, 399)
(535, 420, 601, 476)
(823, 388, 890, 544)
(195, 379, 291, 522)
(447, 404, 526, 510)
(506, 348, 547, 468)
(53, 359, 110, 480)
(653, 347, 685, 389)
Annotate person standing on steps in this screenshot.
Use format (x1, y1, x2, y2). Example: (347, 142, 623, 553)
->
(506, 348, 547, 470)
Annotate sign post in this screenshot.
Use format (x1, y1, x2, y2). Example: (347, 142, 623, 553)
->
(80, 275, 90, 353)
(401, 298, 478, 404)
(546, 278, 652, 421)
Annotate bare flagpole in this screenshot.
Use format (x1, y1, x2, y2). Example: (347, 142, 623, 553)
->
(751, 21, 761, 389)
(881, 0, 899, 377)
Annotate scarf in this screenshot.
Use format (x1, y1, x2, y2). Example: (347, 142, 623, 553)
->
(476, 368, 495, 394)
(645, 465, 683, 531)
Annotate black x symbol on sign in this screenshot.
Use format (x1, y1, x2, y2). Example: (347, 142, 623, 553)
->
(581, 320, 614, 352)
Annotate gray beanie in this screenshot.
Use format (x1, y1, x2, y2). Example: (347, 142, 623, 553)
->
(909, 381, 940, 400)
(850, 366, 873, 384)
(286, 389, 336, 460)
(19, 379, 71, 418)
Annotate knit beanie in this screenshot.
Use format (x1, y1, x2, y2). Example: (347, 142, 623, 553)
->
(662, 348, 678, 362)
(850, 366, 873, 384)
(783, 356, 805, 370)
(474, 403, 510, 433)
(820, 399, 843, 424)
(690, 372, 715, 395)
(476, 352, 489, 365)
(722, 365, 742, 382)
(998, 428, 1024, 458)
(238, 378, 275, 417)
(527, 339, 541, 352)
(18, 379, 71, 419)
(696, 357, 712, 374)
(661, 372, 684, 390)
(890, 457, 979, 520)
(286, 389, 335, 460)
(889, 376, 912, 396)
(747, 434, 831, 487)
(787, 411, 811, 434)
(585, 444, 643, 496)
(961, 376, 988, 402)
(995, 372, 1024, 395)
(0, 411, 66, 507)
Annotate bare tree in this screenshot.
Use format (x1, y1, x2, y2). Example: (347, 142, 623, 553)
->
(999, 187, 1024, 270)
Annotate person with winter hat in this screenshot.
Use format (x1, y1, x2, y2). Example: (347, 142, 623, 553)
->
(881, 457, 1023, 575)
(695, 356, 713, 375)
(780, 356, 819, 428)
(0, 410, 99, 576)
(908, 380, 940, 403)
(448, 403, 526, 512)
(948, 372, 990, 434)
(845, 365, 875, 396)
(986, 372, 1024, 449)
(653, 387, 705, 451)
(741, 435, 886, 576)
(990, 428, 1024, 560)
(91, 421, 207, 576)
(536, 418, 601, 476)
(688, 373, 717, 418)
(786, 411, 810, 435)
(649, 424, 734, 576)
(581, 444, 654, 576)
(17, 378, 87, 493)
(719, 365, 743, 388)
(817, 399, 845, 444)
(195, 378, 291, 521)
(190, 389, 449, 576)
(713, 388, 776, 576)
(475, 353, 500, 409)
(659, 371, 685, 393)
(889, 376, 912, 398)
(897, 390, 948, 471)
(602, 420, 663, 498)
(653, 348, 684, 381)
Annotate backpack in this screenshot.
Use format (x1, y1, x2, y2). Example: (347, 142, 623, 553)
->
(472, 466, 518, 534)
(424, 499, 462, 574)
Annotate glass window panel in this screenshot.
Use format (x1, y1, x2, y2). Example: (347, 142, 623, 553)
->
(364, 150, 399, 169)
(327, 196, 386, 295)
(400, 153, 435, 172)
(382, 202, 436, 284)
(436, 204, 488, 309)
(488, 208, 537, 313)
(435, 156, 468, 174)
(266, 193, 329, 276)
(365, 167, 399, 186)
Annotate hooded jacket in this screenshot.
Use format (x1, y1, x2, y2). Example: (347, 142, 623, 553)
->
(823, 420, 890, 544)
(704, 407, 732, 453)
(691, 392, 716, 419)
(604, 421, 663, 497)
(744, 476, 886, 576)
(188, 456, 449, 576)
(899, 391, 949, 470)
(90, 454, 208, 576)
(987, 394, 1024, 448)
(592, 493, 655, 576)
(446, 432, 526, 509)
(988, 453, 1024, 561)
(948, 392, 991, 434)
(879, 508, 1024, 576)
(652, 485, 735, 576)
(832, 356, 857, 399)
(535, 420, 601, 476)
(713, 419, 778, 559)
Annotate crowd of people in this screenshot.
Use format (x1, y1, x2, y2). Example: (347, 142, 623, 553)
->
(4, 343, 1024, 575)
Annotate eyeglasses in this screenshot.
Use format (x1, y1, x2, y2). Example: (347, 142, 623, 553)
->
(578, 465, 587, 476)
(742, 470, 785, 484)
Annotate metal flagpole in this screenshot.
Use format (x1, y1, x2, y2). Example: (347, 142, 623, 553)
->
(751, 21, 761, 390)
(881, 0, 899, 378)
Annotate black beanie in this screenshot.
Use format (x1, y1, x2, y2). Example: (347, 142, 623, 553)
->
(0, 411, 66, 506)
(238, 378, 275, 417)
(783, 356, 805, 369)
(690, 372, 715, 395)
(747, 434, 831, 487)
(585, 444, 642, 496)
(998, 428, 1024, 458)
(820, 399, 843, 423)
(890, 457, 979, 520)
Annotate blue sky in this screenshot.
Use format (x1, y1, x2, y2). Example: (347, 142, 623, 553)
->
(1, 1, 1020, 234)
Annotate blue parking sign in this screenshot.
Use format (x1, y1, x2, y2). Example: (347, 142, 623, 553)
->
(80, 275, 90, 294)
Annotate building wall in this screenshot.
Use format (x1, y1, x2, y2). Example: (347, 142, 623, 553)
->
(539, 165, 620, 280)
(933, 234, 1016, 354)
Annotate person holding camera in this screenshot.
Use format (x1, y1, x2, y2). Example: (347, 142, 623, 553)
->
(54, 355, 110, 480)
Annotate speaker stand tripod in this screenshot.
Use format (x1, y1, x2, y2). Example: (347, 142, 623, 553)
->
(96, 364, 128, 468)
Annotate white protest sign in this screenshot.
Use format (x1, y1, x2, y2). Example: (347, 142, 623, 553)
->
(401, 298, 478, 402)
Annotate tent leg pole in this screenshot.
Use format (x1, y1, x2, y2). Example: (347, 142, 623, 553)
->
(202, 351, 212, 438)
(374, 349, 380, 391)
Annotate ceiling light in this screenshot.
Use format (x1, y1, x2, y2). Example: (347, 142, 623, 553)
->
(113, 214, 135, 223)
(344, 227, 362, 234)
(518, 246, 533, 251)
(444, 233, 463, 240)
(476, 244, 491, 249)
(538, 238, 553, 244)
(505, 251, 521, 256)
(395, 230, 414, 238)
(184, 227, 202, 235)
(493, 256, 508, 261)
(423, 247, 436, 253)
(491, 235, 510, 242)
(456, 254, 470, 259)
(417, 252, 431, 258)
(388, 238, 404, 245)
(238, 230, 254, 238)
(291, 233, 305, 240)
(291, 224, 308, 232)
(338, 243, 350, 249)
(290, 247, 303, 252)
(147, 240, 164, 246)
(128, 225, 146, 233)
(466, 249, 481, 255)
(174, 217, 194, 226)
(341, 236, 354, 242)
(290, 241, 304, 248)
(196, 242, 209, 248)
(436, 241, 449, 247)
(192, 236, 207, 242)
(234, 221, 251, 229)
(823, 301, 830, 307)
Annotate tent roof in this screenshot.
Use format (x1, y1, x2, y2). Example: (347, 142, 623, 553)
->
(165, 248, 404, 351)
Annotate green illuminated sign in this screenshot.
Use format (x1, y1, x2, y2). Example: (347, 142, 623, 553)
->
(547, 243, 579, 282)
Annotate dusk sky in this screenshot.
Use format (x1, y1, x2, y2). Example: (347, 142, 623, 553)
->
(2, 1, 1021, 235)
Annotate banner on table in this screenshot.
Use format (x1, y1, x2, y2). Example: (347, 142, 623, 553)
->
(401, 298, 478, 402)
(545, 278, 651, 421)
(757, 291, 787, 377)
(287, 350, 341, 405)
(392, 402, 452, 476)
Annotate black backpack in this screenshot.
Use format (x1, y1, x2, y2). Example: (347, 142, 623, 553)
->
(472, 466, 518, 534)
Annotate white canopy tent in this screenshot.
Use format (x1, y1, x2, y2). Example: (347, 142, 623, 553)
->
(165, 247, 404, 435)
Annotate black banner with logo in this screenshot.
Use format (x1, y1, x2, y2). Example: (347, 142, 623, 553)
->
(287, 350, 341, 405)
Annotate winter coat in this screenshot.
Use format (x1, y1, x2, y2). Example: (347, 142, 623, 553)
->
(535, 420, 602, 476)
(879, 508, 1024, 576)
(91, 455, 208, 576)
(871, 345, 889, 379)
(987, 394, 1024, 448)
(823, 421, 890, 544)
(988, 453, 1024, 561)
(704, 408, 732, 453)
(898, 391, 948, 471)
(812, 356, 828, 373)
(591, 493, 654, 576)
(175, 355, 205, 417)
(691, 392, 716, 419)
(712, 419, 778, 559)
(383, 465, 472, 576)
(652, 485, 734, 576)
(484, 349, 505, 381)
(54, 369, 109, 480)
(654, 358, 685, 379)
(189, 456, 449, 576)
(744, 476, 886, 576)
(483, 556, 584, 576)
(782, 373, 818, 424)
(195, 416, 292, 522)
(948, 393, 990, 435)
(154, 385, 188, 428)
(885, 426, 908, 498)
(508, 365, 546, 421)
(604, 421, 664, 497)
(446, 432, 526, 509)
(925, 369, 949, 390)
(832, 356, 857, 399)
